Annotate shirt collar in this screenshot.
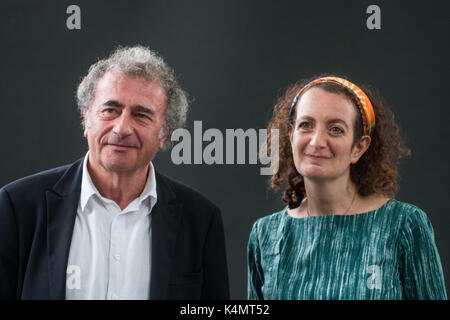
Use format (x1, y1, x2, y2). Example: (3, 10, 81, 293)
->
(80, 152, 158, 213)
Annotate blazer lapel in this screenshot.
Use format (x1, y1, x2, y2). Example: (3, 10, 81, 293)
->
(46, 159, 83, 299)
(150, 173, 182, 299)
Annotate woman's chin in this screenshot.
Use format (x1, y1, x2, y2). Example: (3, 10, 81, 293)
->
(300, 166, 327, 177)
(301, 168, 332, 182)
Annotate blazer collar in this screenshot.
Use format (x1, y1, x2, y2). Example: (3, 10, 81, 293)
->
(46, 158, 84, 299)
(150, 172, 183, 299)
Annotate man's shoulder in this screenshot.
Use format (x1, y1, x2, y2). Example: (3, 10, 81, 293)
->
(155, 171, 220, 213)
(1, 160, 81, 197)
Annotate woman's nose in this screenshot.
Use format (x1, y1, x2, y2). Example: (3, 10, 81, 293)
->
(309, 129, 327, 148)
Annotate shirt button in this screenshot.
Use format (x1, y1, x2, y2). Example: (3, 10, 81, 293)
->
(114, 254, 121, 261)
(112, 294, 119, 300)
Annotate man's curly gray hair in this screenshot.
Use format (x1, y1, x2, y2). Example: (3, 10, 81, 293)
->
(76, 45, 188, 150)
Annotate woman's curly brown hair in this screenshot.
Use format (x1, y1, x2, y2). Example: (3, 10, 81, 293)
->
(264, 74, 411, 205)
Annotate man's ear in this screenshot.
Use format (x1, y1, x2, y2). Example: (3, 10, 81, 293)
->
(351, 135, 371, 164)
(83, 108, 89, 138)
(158, 130, 169, 150)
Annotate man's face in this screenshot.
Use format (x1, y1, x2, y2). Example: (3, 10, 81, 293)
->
(83, 71, 168, 174)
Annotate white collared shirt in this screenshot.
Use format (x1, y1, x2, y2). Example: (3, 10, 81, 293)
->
(66, 153, 157, 300)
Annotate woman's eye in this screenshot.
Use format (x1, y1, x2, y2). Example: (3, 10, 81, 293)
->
(330, 126, 344, 134)
(298, 122, 312, 130)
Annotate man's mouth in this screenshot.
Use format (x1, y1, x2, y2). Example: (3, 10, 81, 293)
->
(106, 143, 137, 149)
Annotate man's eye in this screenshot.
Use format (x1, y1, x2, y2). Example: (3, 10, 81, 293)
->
(102, 108, 116, 114)
(136, 113, 151, 120)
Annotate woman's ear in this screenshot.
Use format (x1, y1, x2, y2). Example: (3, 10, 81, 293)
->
(351, 135, 371, 164)
(289, 124, 294, 145)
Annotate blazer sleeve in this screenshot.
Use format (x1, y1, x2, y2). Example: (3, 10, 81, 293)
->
(201, 206, 230, 299)
(247, 220, 264, 300)
(0, 188, 19, 299)
(399, 207, 448, 300)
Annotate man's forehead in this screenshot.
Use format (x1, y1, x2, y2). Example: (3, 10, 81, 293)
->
(93, 71, 167, 103)
(97, 71, 158, 88)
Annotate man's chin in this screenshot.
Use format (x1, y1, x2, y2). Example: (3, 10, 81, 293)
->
(99, 159, 141, 174)
(95, 151, 153, 174)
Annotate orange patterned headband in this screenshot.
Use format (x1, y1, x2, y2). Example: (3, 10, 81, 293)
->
(289, 76, 376, 135)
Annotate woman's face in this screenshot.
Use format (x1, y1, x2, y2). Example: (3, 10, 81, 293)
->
(290, 87, 369, 182)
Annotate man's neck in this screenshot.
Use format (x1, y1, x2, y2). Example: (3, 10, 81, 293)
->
(87, 157, 149, 210)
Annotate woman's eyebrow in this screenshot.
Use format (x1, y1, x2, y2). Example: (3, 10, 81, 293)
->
(296, 115, 315, 122)
(295, 116, 349, 129)
(327, 118, 349, 128)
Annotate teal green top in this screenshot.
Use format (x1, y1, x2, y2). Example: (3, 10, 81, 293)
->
(247, 199, 447, 300)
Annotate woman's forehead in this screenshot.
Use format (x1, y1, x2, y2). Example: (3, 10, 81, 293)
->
(295, 87, 357, 121)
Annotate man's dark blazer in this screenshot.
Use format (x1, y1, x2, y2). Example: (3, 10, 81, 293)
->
(0, 158, 230, 300)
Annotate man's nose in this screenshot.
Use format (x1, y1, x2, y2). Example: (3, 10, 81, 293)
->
(112, 112, 133, 137)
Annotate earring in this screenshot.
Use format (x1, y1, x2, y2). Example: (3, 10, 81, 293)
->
(288, 175, 305, 209)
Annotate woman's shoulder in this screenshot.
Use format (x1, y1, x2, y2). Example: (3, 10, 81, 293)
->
(385, 199, 432, 231)
(385, 199, 427, 216)
(250, 207, 287, 234)
(248, 208, 287, 249)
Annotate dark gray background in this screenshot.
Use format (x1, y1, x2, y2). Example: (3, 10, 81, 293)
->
(0, 0, 448, 299)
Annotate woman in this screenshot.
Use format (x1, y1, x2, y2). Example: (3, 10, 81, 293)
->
(247, 75, 447, 300)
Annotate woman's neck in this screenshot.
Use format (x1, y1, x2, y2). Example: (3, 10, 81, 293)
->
(304, 175, 358, 216)
(287, 175, 391, 219)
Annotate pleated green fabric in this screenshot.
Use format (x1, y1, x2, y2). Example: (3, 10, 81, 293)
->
(247, 199, 447, 300)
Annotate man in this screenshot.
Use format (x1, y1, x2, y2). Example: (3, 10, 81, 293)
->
(0, 46, 229, 299)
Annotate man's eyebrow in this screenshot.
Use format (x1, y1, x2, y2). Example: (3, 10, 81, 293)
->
(133, 105, 155, 115)
(101, 101, 155, 115)
(102, 100, 124, 108)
